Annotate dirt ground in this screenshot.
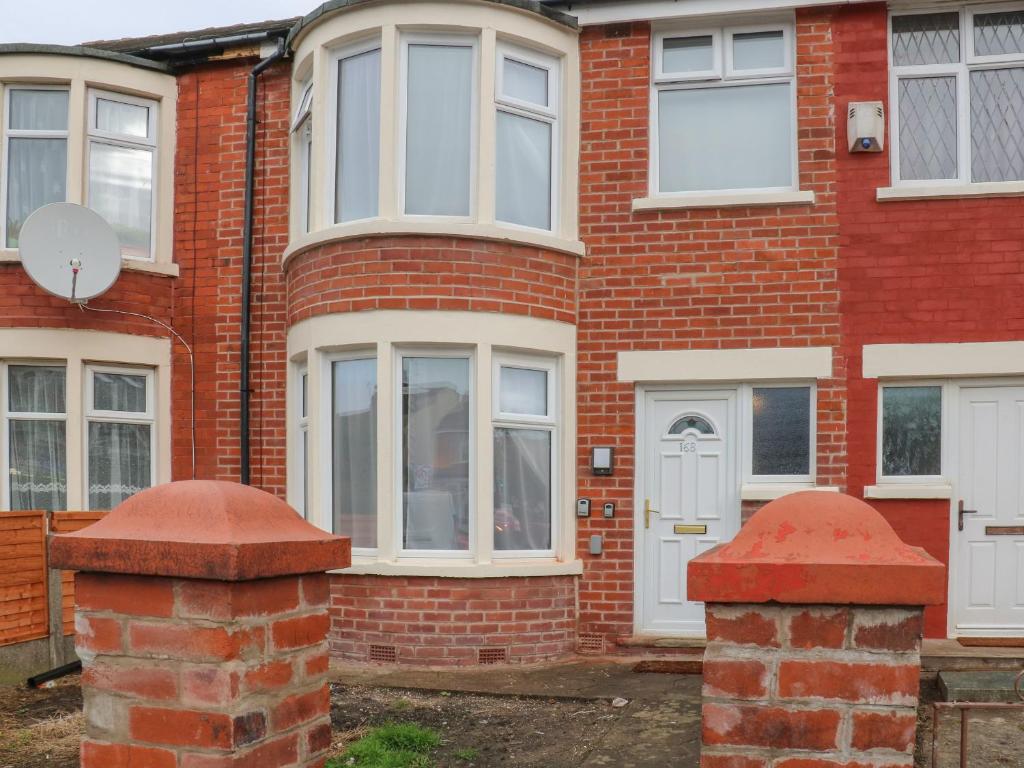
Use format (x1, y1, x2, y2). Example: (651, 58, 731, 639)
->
(0, 676, 81, 768)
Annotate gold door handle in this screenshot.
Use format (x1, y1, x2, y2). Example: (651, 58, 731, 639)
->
(644, 498, 659, 529)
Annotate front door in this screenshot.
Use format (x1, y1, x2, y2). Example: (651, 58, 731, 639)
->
(638, 390, 739, 635)
(955, 385, 1024, 636)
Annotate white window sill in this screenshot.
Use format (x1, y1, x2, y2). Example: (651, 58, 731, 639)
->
(864, 484, 953, 500)
(632, 190, 816, 212)
(332, 559, 584, 578)
(0, 250, 180, 278)
(283, 219, 586, 267)
(877, 181, 1024, 202)
(740, 484, 839, 501)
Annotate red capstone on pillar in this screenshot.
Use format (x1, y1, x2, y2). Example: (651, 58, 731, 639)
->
(49, 480, 351, 768)
(688, 491, 945, 768)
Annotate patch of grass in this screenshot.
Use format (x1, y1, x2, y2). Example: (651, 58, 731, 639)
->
(455, 747, 479, 761)
(327, 723, 440, 768)
(391, 697, 411, 711)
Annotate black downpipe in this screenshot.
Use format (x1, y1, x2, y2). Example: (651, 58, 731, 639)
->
(241, 37, 286, 485)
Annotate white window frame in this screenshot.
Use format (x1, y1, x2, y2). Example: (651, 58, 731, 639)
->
(83, 364, 156, 511)
(1, 361, 68, 511)
(0, 84, 71, 250)
(85, 88, 159, 262)
(650, 19, 798, 198)
(888, 3, 1024, 187)
(292, 78, 314, 233)
(297, 363, 309, 519)
(494, 42, 560, 233)
(395, 346, 476, 559)
(397, 32, 480, 222)
(876, 380, 948, 485)
(492, 353, 558, 559)
(740, 381, 816, 486)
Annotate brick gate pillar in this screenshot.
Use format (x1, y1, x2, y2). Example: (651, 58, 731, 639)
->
(688, 491, 945, 768)
(49, 480, 351, 768)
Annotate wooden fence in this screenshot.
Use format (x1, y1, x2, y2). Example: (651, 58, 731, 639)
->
(0, 511, 105, 648)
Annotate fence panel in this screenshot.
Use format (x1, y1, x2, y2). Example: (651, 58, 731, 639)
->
(51, 512, 106, 636)
(0, 511, 48, 646)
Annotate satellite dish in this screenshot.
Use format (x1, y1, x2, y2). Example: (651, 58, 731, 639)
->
(19, 203, 121, 304)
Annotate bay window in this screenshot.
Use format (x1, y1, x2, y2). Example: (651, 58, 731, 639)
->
(890, 6, 1024, 185)
(86, 367, 154, 509)
(652, 22, 795, 195)
(292, 79, 313, 232)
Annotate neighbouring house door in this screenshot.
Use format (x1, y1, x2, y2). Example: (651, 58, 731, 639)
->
(638, 390, 739, 635)
(955, 385, 1024, 637)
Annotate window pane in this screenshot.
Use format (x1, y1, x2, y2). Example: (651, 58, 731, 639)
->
(6, 137, 67, 247)
(96, 98, 149, 138)
(658, 83, 792, 192)
(898, 77, 958, 181)
(9, 89, 68, 130)
(503, 57, 548, 106)
(9, 420, 66, 511)
(970, 67, 1024, 183)
(499, 366, 547, 416)
(882, 387, 942, 477)
(494, 428, 551, 551)
(892, 13, 960, 66)
(752, 387, 811, 476)
(301, 372, 308, 419)
(663, 35, 714, 73)
(302, 127, 312, 232)
(405, 44, 473, 216)
(89, 142, 153, 259)
(9, 365, 65, 414)
(496, 111, 551, 230)
(88, 422, 151, 509)
(93, 372, 147, 413)
(336, 48, 381, 223)
(974, 10, 1024, 57)
(402, 357, 470, 551)
(332, 358, 377, 548)
(669, 415, 715, 435)
(732, 30, 785, 70)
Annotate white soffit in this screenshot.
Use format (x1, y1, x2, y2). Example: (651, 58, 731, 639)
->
(554, 0, 874, 26)
(618, 347, 833, 382)
(863, 342, 1024, 379)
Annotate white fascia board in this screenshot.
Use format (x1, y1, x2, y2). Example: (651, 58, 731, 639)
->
(862, 342, 1024, 379)
(618, 346, 833, 383)
(553, 0, 872, 26)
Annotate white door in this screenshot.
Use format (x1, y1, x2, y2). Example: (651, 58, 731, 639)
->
(638, 390, 739, 635)
(955, 385, 1024, 636)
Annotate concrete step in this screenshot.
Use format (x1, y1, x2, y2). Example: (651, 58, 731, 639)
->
(938, 670, 1024, 703)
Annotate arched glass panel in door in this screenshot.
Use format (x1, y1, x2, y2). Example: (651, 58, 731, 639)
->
(667, 414, 715, 436)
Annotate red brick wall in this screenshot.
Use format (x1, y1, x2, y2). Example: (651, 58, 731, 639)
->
(285, 237, 578, 326)
(173, 60, 291, 492)
(575, 11, 846, 642)
(328, 574, 577, 666)
(833, 3, 1024, 635)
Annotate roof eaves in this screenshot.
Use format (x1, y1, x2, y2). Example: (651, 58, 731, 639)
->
(0, 43, 172, 73)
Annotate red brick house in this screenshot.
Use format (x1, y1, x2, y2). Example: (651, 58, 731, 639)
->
(1, 0, 1022, 664)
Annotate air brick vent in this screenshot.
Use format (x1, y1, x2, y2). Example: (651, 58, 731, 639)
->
(368, 644, 397, 663)
(478, 647, 508, 665)
(577, 633, 605, 654)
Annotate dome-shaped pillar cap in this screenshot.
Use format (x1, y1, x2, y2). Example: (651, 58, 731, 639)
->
(49, 480, 350, 581)
(687, 491, 945, 606)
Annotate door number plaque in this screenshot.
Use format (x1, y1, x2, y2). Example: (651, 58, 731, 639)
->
(674, 524, 707, 535)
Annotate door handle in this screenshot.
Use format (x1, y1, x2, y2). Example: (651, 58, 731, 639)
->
(644, 498, 659, 529)
(958, 499, 978, 532)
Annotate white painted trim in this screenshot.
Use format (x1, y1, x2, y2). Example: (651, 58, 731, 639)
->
(0, 251, 179, 276)
(863, 342, 1024, 378)
(877, 181, 1024, 200)
(618, 347, 833, 383)
(633, 189, 815, 210)
(864, 484, 953, 499)
(741, 483, 837, 500)
(556, 0, 876, 26)
(336, 559, 583, 577)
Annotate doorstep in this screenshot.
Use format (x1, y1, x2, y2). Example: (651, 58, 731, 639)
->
(614, 635, 706, 653)
(922, 639, 1024, 676)
(938, 670, 1024, 703)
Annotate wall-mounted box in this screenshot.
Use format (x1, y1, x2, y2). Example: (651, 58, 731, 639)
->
(848, 101, 884, 153)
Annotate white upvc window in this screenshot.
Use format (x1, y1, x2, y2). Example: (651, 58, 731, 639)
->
(741, 382, 816, 485)
(296, 364, 310, 518)
(399, 33, 479, 219)
(86, 89, 158, 261)
(330, 353, 378, 550)
(876, 382, 945, 484)
(397, 349, 474, 557)
(2, 363, 68, 511)
(1, 86, 69, 249)
(889, 5, 1024, 186)
(492, 354, 558, 557)
(85, 365, 155, 510)
(331, 39, 381, 224)
(495, 43, 560, 232)
(292, 78, 313, 233)
(651, 20, 796, 196)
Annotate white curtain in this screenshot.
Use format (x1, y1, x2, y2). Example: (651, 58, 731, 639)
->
(336, 49, 381, 223)
(332, 358, 378, 547)
(404, 44, 473, 216)
(496, 111, 551, 230)
(6, 138, 67, 247)
(493, 428, 551, 551)
(88, 141, 153, 259)
(93, 371, 146, 412)
(88, 422, 151, 509)
(8, 366, 67, 511)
